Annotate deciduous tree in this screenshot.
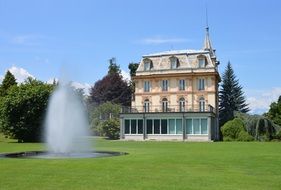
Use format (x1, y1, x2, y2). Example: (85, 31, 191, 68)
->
(89, 58, 131, 106)
(0, 79, 54, 142)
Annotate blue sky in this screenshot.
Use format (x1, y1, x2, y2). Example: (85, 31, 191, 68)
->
(0, 0, 281, 114)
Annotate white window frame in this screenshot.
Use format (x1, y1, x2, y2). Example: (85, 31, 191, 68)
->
(171, 58, 178, 69)
(198, 78, 205, 91)
(199, 97, 205, 112)
(186, 118, 208, 135)
(146, 118, 182, 135)
(124, 119, 144, 135)
(144, 81, 150, 92)
(144, 100, 150, 112)
(162, 80, 168, 91)
(179, 79, 185, 91)
(179, 98, 185, 112)
(199, 58, 206, 68)
(144, 61, 151, 71)
(162, 98, 168, 112)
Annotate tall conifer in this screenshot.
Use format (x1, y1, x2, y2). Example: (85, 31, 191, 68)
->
(219, 62, 249, 127)
(0, 71, 17, 96)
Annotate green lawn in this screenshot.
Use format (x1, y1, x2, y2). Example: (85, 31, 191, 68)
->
(0, 136, 281, 190)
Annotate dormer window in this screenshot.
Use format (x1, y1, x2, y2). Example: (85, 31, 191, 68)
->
(199, 59, 206, 68)
(144, 59, 153, 71)
(170, 56, 179, 69)
(197, 55, 207, 68)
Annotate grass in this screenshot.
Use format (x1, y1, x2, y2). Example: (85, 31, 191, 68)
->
(0, 135, 281, 190)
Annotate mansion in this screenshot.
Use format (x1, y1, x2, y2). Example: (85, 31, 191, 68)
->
(120, 28, 220, 141)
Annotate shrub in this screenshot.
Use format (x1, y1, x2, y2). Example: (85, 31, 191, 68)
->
(272, 130, 281, 141)
(0, 79, 53, 142)
(90, 102, 121, 136)
(237, 131, 254, 141)
(221, 118, 245, 141)
(101, 118, 120, 140)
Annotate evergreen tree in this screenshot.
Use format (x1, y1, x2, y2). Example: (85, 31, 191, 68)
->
(0, 71, 17, 96)
(219, 62, 249, 128)
(108, 57, 121, 75)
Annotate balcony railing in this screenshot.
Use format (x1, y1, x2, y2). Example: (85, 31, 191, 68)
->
(121, 104, 214, 114)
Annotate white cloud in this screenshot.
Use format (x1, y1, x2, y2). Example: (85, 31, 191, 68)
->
(71, 81, 91, 96)
(247, 87, 281, 114)
(46, 78, 91, 96)
(10, 34, 45, 46)
(139, 36, 190, 45)
(121, 70, 130, 82)
(8, 66, 35, 83)
(46, 78, 58, 84)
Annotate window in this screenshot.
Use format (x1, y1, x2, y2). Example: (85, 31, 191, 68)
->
(198, 79, 205, 91)
(193, 119, 200, 134)
(170, 57, 179, 69)
(131, 120, 137, 134)
(176, 119, 182, 134)
(168, 119, 182, 134)
(199, 59, 206, 68)
(144, 118, 183, 135)
(161, 119, 168, 134)
(125, 120, 130, 134)
(179, 79, 185, 91)
(179, 98, 185, 112)
(162, 80, 168, 91)
(154, 119, 160, 134)
(144, 99, 150, 112)
(201, 119, 208, 134)
(138, 120, 143, 134)
(144, 81, 150, 92)
(169, 119, 175, 134)
(199, 97, 205, 112)
(144, 60, 152, 71)
(162, 98, 168, 112)
(124, 119, 144, 134)
(147, 119, 153, 134)
(185, 118, 208, 135)
(186, 119, 193, 134)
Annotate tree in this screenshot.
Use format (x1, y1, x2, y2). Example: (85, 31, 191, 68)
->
(101, 118, 120, 139)
(128, 62, 139, 101)
(89, 59, 131, 106)
(128, 62, 139, 77)
(235, 112, 280, 141)
(266, 96, 281, 126)
(0, 79, 54, 142)
(108, 57, 121, 75)
(219, 62, 249, 128)
(0, 71, 17, 96)
(90, 102, 120, 138)
(221, 118, 253, 141)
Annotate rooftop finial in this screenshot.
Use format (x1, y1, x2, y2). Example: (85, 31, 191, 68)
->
(203, 6, 215, 57)
(206, 5, 209, 29)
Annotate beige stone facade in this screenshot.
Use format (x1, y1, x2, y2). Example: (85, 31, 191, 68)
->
(120, 28, 220, 141)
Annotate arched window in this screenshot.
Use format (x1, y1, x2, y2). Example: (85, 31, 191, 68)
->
(162, 98, 168, 112)
(199, 97, 205, 112)
(179, 97, 185, 112)
(170, 56, 179, 69)
(144, 59, 153, 71)
(144, 99, 150, 112)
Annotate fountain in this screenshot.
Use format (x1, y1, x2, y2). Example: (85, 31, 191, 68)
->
(0, 80, 126, 159)
(45, 82, 91, 155)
